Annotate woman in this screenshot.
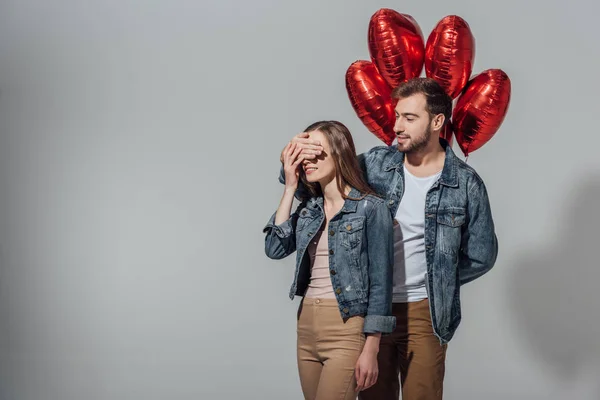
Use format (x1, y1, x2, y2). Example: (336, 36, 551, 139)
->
(263, 120, 395, 399)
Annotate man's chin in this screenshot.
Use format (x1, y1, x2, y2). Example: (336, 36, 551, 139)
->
(396, 142, 411, 152)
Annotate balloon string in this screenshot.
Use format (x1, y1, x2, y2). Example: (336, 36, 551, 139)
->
(465, 155, 469, 164)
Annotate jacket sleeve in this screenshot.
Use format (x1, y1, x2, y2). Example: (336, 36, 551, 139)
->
(263, 209, 299, 260)
(458, 181, 498, 285)
(363, 200, 396, 333)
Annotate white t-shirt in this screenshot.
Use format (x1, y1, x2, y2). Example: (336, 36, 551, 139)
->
(392, 165, 442, 303)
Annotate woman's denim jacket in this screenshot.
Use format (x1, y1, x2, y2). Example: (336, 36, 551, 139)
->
(263, 188, 396, 334)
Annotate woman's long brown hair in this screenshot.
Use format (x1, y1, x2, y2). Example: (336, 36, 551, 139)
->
(299, 120, 377, 201)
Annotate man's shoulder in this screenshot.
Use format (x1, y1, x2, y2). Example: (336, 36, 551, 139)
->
(364, 144, 397, 156)
(453, 156, 487, 191)
(361, 144, 399, 164)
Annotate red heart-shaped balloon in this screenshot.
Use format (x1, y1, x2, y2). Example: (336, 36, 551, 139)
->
(345, 60, 395, 145)
(453, 69, 511, 156)
(368, 9, 425, 89)
(425, 15, 475, 99)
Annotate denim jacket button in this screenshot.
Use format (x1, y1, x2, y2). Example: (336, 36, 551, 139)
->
(335, 288, 342, 294)
(329, 249, 334, 255)
(346, 225, 352, 231)
(330, 269, 336, 275)
(343, 307, 349, 313)
(388, 200, 395, 205)
(329, 230, 335, 236)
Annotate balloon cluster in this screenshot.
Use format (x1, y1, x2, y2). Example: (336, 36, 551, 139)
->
(345, 9, 511, 156)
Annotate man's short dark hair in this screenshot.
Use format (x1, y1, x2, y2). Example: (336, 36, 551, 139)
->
(391, 78, 452, 125)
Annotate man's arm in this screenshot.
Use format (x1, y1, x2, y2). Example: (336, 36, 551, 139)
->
(277, 133, 383, 196)
(458, 181, 498, 285)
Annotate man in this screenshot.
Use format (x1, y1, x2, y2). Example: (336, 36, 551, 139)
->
(279, 78, 498, 399)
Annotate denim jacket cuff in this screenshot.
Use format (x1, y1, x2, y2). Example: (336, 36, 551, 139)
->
(363, 315, 396, 334)
(262, 212, 293, 238)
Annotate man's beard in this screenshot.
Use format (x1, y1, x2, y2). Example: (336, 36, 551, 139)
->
(397, 126, 432, 153)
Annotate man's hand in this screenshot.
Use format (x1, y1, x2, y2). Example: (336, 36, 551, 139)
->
(280, 132, 324, 163)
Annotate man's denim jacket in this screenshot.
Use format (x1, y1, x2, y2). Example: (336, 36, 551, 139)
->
(277, 139, 498, 343)
(263, 188, 396, 334)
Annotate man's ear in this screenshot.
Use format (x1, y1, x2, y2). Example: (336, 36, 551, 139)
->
(432, 114, 445, 131)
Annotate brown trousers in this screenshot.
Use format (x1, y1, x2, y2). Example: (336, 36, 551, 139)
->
(297, 298, 366, 400)
(358, 299, 447, 400)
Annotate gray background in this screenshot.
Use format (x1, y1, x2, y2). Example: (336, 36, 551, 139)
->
(0, 0, 599, 399)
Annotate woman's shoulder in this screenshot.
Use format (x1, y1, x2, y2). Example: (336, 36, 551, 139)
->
(360, 192, 385, 205)
(353, 192, 386, 215)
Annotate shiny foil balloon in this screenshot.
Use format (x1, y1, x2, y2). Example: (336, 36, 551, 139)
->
(368, 9, 425, 89)
(346, 60, 395, 145)
(425, 15, 475, 99)
(453, 69, 511, 156)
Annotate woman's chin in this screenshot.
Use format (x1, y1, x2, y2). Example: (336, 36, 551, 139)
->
(305, 174, 319, 183)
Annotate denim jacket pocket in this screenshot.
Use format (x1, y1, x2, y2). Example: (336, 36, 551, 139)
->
(338, 216, 367, 295)
(339, 216, 366, 250)
(436, 208, 466, 256)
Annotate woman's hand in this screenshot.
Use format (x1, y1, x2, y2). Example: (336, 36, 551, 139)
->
(274, 142, 303, 226)
(282, 142, 304, 191)
(355, 334, 381, 392)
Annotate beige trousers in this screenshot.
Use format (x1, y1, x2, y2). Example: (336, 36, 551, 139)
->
(358, 299, 447, 400)
(296, 297, 366, 400)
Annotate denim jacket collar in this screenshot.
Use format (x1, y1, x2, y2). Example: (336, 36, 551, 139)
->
(307, 187, 361, 213)
(383, 138, 459, 188)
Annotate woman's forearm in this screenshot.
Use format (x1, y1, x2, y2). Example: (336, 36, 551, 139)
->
(274, 187, 298, 225)
(362, 332, 382, 355)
